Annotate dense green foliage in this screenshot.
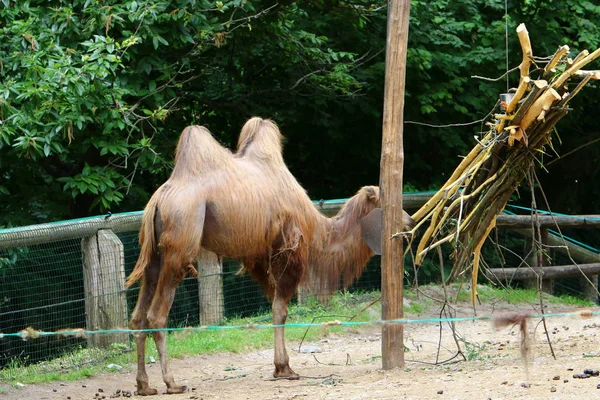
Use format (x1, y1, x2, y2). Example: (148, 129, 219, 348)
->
(1, 0, 600, 226)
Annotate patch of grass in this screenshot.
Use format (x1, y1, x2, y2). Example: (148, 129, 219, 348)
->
(475, 284, 595, 307)
(463, 340, 487, 361)
(163, 291, 386, 359)
(0, 344, 131, 384)
(405, 296, 433, 315)
(476, 285, 540, 304)
(547, 293, 594, 307)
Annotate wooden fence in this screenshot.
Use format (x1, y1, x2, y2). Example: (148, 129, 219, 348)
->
(1, 192, 598, 350)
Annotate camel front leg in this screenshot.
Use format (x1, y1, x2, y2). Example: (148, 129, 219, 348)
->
(272, 293, 298, 378)
(152, 331, 186, 394)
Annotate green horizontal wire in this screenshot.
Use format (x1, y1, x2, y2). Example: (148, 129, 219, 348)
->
(2, 310, 598, 340)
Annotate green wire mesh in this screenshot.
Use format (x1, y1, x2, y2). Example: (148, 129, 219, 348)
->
(1, 203, 599, 371)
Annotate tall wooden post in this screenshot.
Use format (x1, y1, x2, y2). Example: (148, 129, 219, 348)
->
(81, 229, 128, 348)
(197, 251, 224, 325)
(380, 0, 411, 370)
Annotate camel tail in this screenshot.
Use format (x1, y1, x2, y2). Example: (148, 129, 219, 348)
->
(126, 199, 159, 288)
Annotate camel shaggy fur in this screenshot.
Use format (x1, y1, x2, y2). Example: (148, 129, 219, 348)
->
(126, 117, 414, 395)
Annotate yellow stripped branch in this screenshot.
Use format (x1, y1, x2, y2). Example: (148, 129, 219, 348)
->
(471, 215, 498, 308)
(552, 47, 600, 89)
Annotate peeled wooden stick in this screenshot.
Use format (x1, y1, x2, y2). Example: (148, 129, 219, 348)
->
(516, 24, 533, 78)
(570, 50, 590, 66)
(500, 23, 533, 130)
(511, 80, 548, 126)
(559, 74, 593, 107)
(574, 70, 600, 80)
(411, 140, 489, 221)
(414, 148, 493, 264)
(505, 76, 531, 115)
(520, 88, 561, 131)
(470, 214, 498, 308)
(417, 171, 498, 258)
(415, 204, 447, 264)
(544, 45, 570, 75)
(552, 47, 600, 89)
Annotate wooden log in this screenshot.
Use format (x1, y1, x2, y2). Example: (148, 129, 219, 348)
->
(0, 212, 143, 249)
(496, 214, 600, 228)
(197, 251, 224, 325)
(552, 47, 600, 89)
(81, 229, 128, 348)
(380, 0, 411, 370)
(488, 263, 600, 281)
(513, 228, 600, 264)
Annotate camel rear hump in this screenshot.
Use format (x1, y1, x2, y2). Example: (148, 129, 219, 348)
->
(236, 117, 284, 164)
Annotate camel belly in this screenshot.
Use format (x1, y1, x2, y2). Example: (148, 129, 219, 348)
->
(200, 200, 275, 259)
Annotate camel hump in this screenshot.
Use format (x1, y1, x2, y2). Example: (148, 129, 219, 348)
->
(236, 117, 284, 163)
(171, 124, 233, 178)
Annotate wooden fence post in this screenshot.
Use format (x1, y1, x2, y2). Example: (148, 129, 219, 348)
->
(380, 0, 411, 370)
(197, 251, 224, 325)
(81, 229, 128, 348)
(580, 274, 599, 303)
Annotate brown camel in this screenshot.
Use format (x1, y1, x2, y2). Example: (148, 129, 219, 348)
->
(126, 117, 414, 395)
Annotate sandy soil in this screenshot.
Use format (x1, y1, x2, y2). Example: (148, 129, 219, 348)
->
(3, 300, 600, 400)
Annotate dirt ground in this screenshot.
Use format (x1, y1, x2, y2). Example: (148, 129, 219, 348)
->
(4, 299, 600, 400)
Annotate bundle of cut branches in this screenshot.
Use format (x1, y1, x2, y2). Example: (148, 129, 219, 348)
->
(409, 24, 600, 306)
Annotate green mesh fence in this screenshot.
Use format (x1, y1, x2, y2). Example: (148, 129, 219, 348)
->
(1, 201, 599, 371)
(0, 239, 88, 369)
(0, 210, 385, 370)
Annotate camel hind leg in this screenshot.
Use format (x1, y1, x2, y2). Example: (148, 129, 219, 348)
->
(129, 252, 161, 396)
(145, 202, 207, 394)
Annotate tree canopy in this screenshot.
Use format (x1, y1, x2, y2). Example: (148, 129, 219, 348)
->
(1, 0, 600, 226)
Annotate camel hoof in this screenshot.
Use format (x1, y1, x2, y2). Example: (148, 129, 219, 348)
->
(135, 387, 158, 396)
(273, 367, 299, 380)
(166, 385, 187, 394)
